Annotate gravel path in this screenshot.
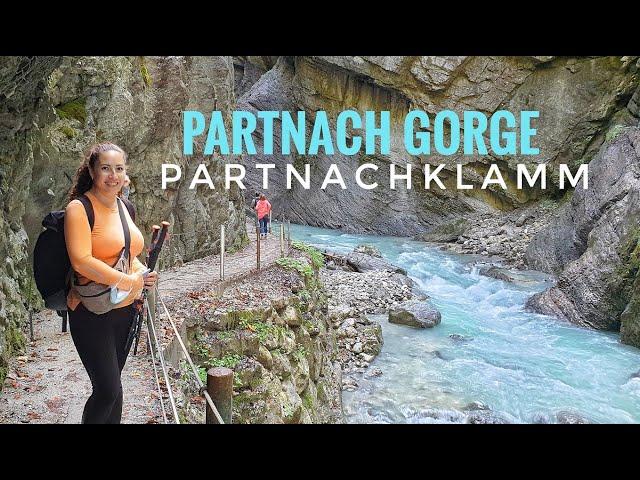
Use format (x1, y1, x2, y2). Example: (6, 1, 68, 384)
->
(0, 223, 284, 424)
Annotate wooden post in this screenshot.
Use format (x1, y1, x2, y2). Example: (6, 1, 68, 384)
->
(280, 220, 284, 257)
(206, 367, 233, 424)
(256, 225, 261, 270)
(287, 220, 291, 249)
(220, 224, 225, 281)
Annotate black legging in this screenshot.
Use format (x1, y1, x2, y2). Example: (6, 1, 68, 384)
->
(68, 303, 136, 424)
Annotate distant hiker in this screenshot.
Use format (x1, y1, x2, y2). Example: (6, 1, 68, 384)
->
(121, 174, 131, 199)
(250, 191, 260, 227)
(64, 142, 158, 424)
(250, 191, 259, 210)
(255, 193, 272, 239)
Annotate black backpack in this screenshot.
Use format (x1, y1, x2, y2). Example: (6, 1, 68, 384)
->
(33, 194, 136, 311)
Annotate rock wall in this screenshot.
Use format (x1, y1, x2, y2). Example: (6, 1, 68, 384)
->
(25, 56, 247, 265)
(0, 56, 248, 388)
(0, 57, 62, 385)
(171, 252, 343, 423)
(526, 127, 640, 343)
(237, 56, 640, 236)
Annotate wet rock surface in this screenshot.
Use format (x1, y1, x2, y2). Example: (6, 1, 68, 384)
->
(389, 299, 442, 328)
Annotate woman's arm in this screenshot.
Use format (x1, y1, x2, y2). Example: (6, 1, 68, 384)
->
(65, 200, 142, 291)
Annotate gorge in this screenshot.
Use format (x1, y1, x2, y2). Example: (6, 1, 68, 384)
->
(1, 55, 639, 423)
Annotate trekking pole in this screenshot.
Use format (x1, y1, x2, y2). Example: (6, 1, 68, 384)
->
(126, 221, 169, 356)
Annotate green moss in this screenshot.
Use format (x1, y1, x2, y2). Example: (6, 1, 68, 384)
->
(0, 325, 26, 389)
(0, 365, 7, 390)
(302, 391, 314, 410)
(226, 231, 249, 254)
(224, 309, 260, 329)
(617, 227, 640, 281)
(292, 346, 307, 363)
(605, 124, 626, 143)
(56, 98, 87, 125)
(139, 56, 152, 88)
(60, 125, 77, 138)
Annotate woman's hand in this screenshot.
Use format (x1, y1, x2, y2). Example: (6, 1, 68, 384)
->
(144, 271, 158, 289)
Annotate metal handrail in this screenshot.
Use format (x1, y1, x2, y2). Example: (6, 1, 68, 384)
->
(145, 296, 180, 423)
(145, 318, 169, 424)
(156, 289, 224, 424)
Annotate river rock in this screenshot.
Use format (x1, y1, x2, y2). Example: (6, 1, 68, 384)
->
(449, 334, 472, 343)
(343, 252, 407, 275)
(389, 300, 442, 328)
(354, 244, 382, 257)
(555, 411, 589, 424)
(479, 266, 540, 285)
(465, 411, 510, 424)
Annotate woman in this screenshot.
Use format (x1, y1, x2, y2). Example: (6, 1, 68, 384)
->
(65, 142, 158, 424)
(255, 193, 272, 239)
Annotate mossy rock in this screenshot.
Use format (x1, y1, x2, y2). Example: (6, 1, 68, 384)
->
(60, 125, 77, 138)
(55, 98, 87, 125)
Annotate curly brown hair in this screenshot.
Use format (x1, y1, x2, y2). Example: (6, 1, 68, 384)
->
(68, 142, 127, 201)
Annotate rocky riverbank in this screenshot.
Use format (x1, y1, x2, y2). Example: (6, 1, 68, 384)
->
(163, 247, 343, 424)
(417, 200, 561, 269)
(319, 244, 432, 392)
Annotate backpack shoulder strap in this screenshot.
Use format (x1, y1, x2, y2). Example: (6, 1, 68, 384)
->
(120, 196, 136, 222)
(77, 194, 94, 230)
(116, 197, 131, 264)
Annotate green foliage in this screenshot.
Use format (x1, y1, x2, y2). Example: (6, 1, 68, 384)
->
(291, 241, 324, 269)
(239, 318, 274, 344)
(56, 98, 87, 125)
(209, 353, 243, 369)
(139, 56, 152, 88)
(302, 317, 316, 331)
(198, 365, 207, 383)
(216, 330, 233, 341)
(277, 257, 314, 280)
(292, 345, 307, 363)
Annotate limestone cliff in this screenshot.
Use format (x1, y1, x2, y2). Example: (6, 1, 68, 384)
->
(0, 57, 62, 385)
(236, 56, 639, 236)
(526, 127, 640, 345)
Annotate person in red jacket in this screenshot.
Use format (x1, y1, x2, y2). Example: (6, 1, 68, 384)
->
(255, 193, 272, 239)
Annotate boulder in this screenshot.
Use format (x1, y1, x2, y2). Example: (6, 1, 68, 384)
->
(389, 300, 442, 328)
(343, 252, 406, 275)
(354, 244, 382, 257)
